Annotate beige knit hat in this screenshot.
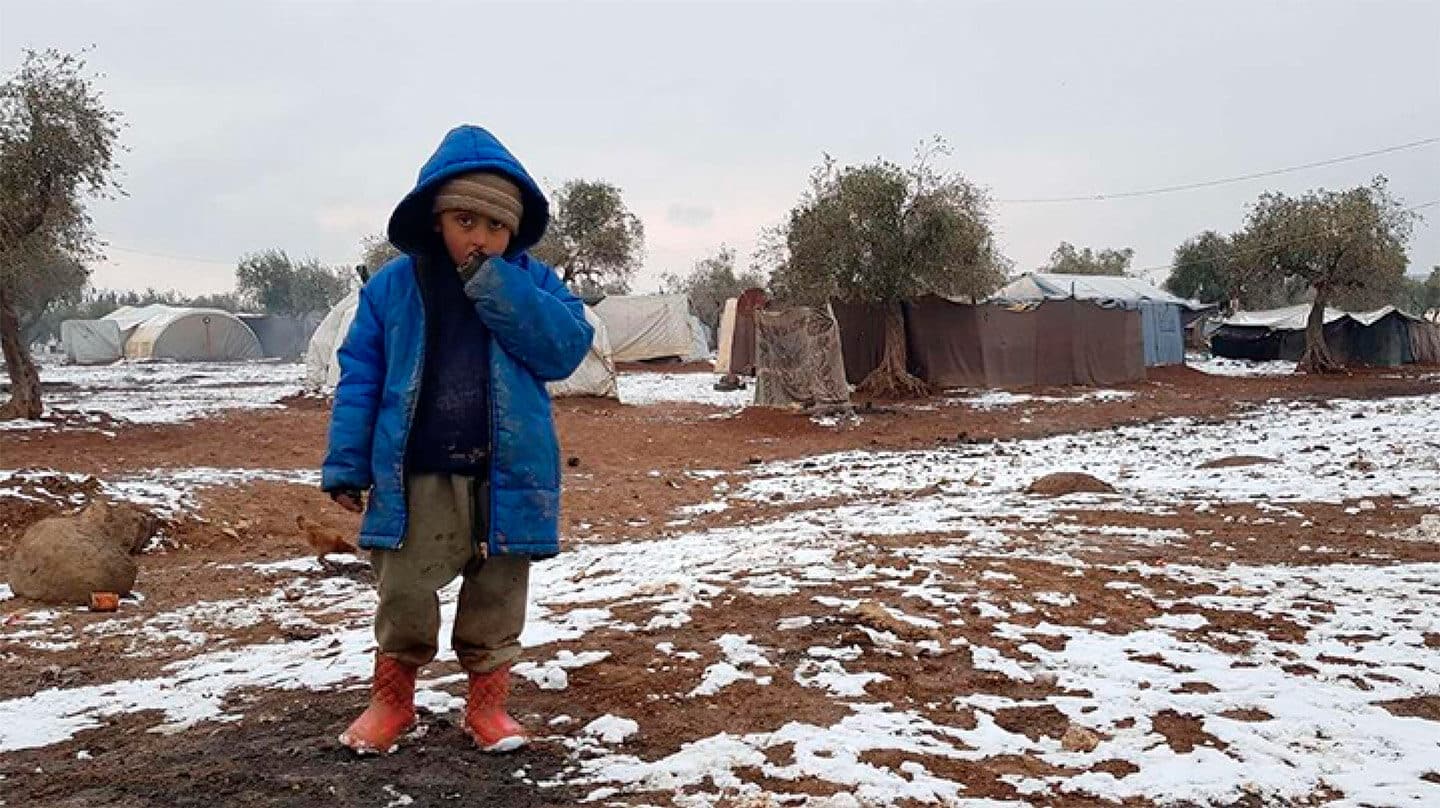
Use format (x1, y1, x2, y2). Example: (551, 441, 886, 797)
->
(431, 172, 524, 234)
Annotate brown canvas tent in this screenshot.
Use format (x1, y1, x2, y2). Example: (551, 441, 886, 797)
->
(1410, 319, 1440, 365)
(906, 297, 1145, 388)
(831, 296, 1146, 389)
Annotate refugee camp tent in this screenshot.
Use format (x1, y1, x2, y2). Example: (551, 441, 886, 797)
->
(103, 304, 176, 343)
(60, 320, 124, 365)
(685, 314, 712, 362)
(991, 273, 1192, 367)
(830, 301, 889, 386)
(593, 294, 696, 363)
(715, 288, 768, 376)
(547, 306, 619, 398)
(238, 314, 317, 360)
(1410, 319, 1440, 364)
(716, 299, 739, 373)
(753, 307, 850, 408)
(907, 297, 1146, 388)
(1211, 305, 1432, 367)
(113, 307, 264, 362)
(304, 289, 361, 391)
(830, 297, 1146, 389)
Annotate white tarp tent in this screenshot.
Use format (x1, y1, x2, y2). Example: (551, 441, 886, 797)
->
(60, 320, 123, 365)
(118, 307, 264, 361)
(103, 304, 177, 342)
(305, 289, 360, 391)
(684, 314, 711, 363)
(547, 306, 618, 399)
(306, 292, 618, 398)
(1220, 304, 1401, 330)
(593, 294, 696, 363)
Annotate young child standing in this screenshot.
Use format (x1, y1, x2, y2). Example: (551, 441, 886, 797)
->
(322, 125, 592, 755)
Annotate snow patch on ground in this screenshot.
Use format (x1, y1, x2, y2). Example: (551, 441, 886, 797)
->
(616, 372, 749, 408)
(1188, 354, 1298, 377)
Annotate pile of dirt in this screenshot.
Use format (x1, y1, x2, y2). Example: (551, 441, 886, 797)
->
(0, 471, 104, 555)
(1026, 472, 1116, 497)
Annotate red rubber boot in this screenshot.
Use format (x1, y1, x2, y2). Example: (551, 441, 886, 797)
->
(339, 654, 417, 754)
(464, 664, 527, 752)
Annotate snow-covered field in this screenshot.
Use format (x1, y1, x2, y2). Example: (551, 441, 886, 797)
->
(4, 390, 1438, 805)
(0, 360, 306, 429)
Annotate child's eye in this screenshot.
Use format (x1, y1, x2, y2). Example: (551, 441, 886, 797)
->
(456, 214, 476, 228)
(487, 220, 505, 232)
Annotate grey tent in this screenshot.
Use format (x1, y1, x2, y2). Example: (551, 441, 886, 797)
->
(1213, 305, 1434, 367)
(991, 273, 1196, 367)
(239, 314, 319, 360)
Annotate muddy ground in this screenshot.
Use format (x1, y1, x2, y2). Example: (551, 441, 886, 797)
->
(2, 364, 1439, 807)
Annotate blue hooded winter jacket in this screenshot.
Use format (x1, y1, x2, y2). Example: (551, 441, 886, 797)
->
(321, 125, 593, 556)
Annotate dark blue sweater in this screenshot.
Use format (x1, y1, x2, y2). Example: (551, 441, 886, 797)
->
(406, 255, 491, 475)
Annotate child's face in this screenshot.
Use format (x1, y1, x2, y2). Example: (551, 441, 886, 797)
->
(435, 209, 512, 266)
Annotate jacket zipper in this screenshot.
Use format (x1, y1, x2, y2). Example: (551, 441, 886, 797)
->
(399, 258, 429, 527)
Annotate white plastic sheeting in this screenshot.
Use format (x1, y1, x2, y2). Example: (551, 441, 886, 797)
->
(992, 273, 1196, 307)
(59, 320, 123, 365)
(304, 289, 360, 391)
(306, 293, 618, 398)
(1221, 304, 1407, 330)
(547, 307, 618, 399)
(103, 304, 178, 342)
(122, 308, 264, 362)
(593, 294, 696, 362)
(684, 314, 712, 363)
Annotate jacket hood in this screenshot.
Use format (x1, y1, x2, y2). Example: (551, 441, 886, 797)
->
(387, 125, 549, 259)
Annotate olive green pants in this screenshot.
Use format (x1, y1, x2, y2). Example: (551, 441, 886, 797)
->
(372, 473, 529, 673)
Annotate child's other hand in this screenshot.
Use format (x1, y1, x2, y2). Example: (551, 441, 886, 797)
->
(330, 489, 366, 514)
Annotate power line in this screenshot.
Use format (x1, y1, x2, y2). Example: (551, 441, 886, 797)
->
(997, 136, 1440, 204)
(1131, 198, 1439, 279)
(100, 242, 236, 266)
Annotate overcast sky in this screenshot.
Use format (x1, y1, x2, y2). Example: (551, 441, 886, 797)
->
(4, 0, 1438, 296)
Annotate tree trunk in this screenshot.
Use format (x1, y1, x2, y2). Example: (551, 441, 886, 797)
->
(1298, 285, 1342, 374)
(855, 301, 930, 399)
(0, 281, 44, 421)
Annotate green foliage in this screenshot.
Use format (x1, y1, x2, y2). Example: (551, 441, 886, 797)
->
(0, 47, 123, 418)
(661, 246, 767, 344)
(1041, 242, 1134, 276)
(1164, 232, 1231, 303)
(1232, 176, 1418, 371)
(1233, 177, 1415, 299)
(1392, 267, 1440, 316)
(358, 233, 401, 277)
(29, 287, 243, 343)
(766, 142, 1009, 306)
(0, 48, 123, 262)
(235, 249, 352, 316)
(530, 179, 645, 292)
